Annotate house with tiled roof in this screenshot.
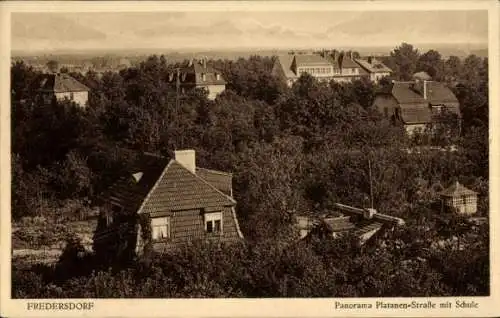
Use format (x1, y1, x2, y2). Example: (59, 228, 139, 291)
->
(93, 149, 243, 258)
(36, 73, 90, 107)
(272, 52, 367, 87)
(175, 58, 226, 100)
(354, 57, 392, 83)
(296, 203, 405, 246)
(439, 181, 478, 215)
(372, 72, 460, 135)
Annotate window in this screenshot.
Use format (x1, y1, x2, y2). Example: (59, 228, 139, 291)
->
(70, 92, 74, 100)
(151, 217, 171, 240)
(201, 73, 206, 81)
(204, 211, 223, 234)
(106, 203, 123, 226)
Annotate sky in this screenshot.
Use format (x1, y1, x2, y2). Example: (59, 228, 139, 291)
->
(11, 10, 488, 52)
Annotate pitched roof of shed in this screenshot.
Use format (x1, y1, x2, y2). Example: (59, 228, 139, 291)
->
(38, 73, 90, 92)
(439, 181, 477, 197)
(323, 216, 357, 232)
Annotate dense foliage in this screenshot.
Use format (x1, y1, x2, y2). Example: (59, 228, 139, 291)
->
(11, 43, 489, 297)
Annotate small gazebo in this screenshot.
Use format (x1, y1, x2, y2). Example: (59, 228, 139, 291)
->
(439, 181, 478, 215)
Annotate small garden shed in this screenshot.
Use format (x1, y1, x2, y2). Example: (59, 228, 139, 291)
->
(439, 181, 478, 215)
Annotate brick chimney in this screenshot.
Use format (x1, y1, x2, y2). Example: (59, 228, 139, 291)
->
(175, 149, 196, 173)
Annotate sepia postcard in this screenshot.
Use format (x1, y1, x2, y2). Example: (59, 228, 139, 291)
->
(0, 0, 499, 317)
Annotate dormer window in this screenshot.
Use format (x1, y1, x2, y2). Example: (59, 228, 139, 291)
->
(132, 172, 143, 183)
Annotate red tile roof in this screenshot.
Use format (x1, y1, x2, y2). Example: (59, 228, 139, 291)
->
(38, 73, 90, 93)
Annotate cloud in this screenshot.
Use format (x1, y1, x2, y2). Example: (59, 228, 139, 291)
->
(12, 13, 107, 42)
(327, 11, 488, 44)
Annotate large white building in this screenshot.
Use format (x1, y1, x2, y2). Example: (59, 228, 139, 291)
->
(272, 52, 392, 87)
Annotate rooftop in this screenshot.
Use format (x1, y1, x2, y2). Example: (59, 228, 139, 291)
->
(439, 181, 477, 197)
(38, 73, 90, 93)
(355, 57, 392, 73)
(104, 152, 235, 218)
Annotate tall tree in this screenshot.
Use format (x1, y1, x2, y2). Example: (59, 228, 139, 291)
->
(387, 43, 420, 81)
(417, 50, 444, 80)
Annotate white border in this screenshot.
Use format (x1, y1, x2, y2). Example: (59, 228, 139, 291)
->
(1, 1, 499, 317)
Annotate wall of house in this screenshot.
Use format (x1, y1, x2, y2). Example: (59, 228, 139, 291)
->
(55, 91, 88, 107)
(371, 72, 390, 83)
(449, 196, 477, 215)
(372, 95, 398, 119)
(297, 66, 334, 77)
(197, 84, 226, 100)
(143, 206, 240, 253)
(405, 124, 427, 135)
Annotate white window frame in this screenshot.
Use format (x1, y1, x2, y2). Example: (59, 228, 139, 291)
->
(204, 211, 223, 234)
(151, 216, 171, 240)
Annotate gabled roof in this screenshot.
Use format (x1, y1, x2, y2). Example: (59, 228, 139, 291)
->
(439, 181, 477, 197)
(138, 160, 235, 214)
(294, 54, 332, 66)
(400, 105, 432, 124)
(196, 168, 232, 196)
(391, 81, 459, 105)
(425, 81, 460, 104)
(355, 58, 392, 73)
(275, 55, 298, 78)
(340, 56, 361, 69)
(37, 73, 90, 93)
(181, 60, 226, 85)
(389, 81, 460, 124)
(105, 153, 235, 217)
(391, 82, 427, 104)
